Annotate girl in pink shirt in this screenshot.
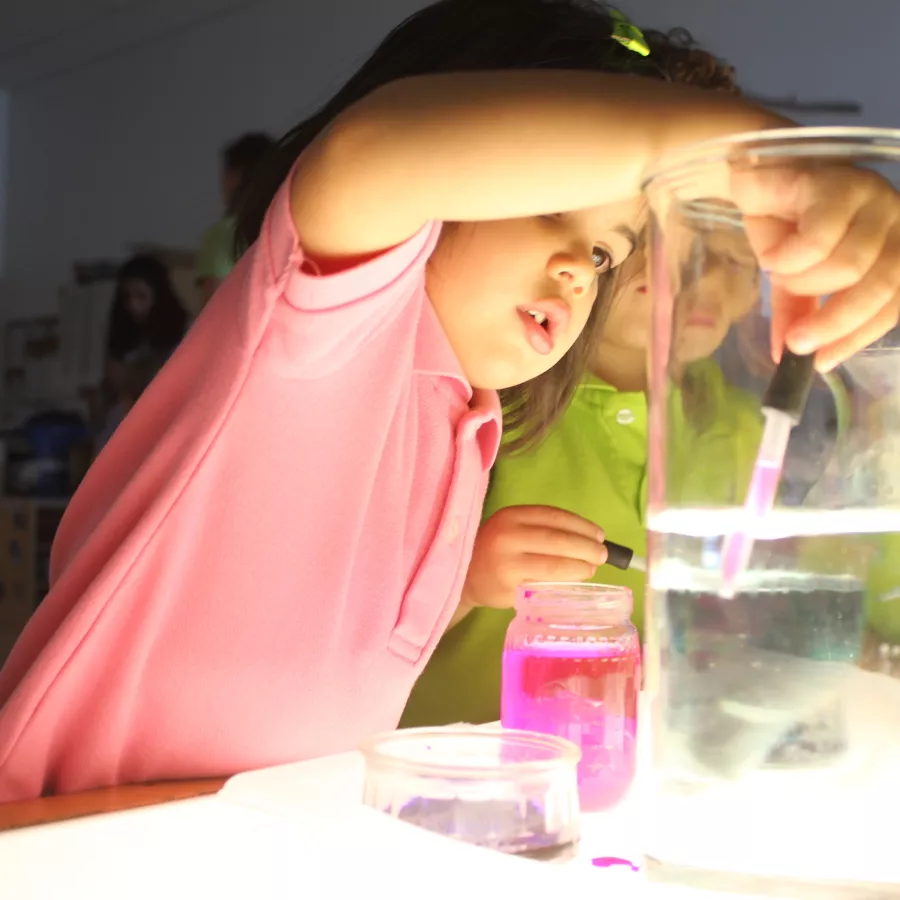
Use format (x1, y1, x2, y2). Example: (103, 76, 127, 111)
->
(0, 0, 897, 800)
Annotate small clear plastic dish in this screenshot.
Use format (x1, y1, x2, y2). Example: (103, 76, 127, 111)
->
(360, 727, 581, 862)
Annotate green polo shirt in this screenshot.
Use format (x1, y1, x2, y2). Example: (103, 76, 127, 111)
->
(401, 360, 764, 727)
(867, 553, 900, 643)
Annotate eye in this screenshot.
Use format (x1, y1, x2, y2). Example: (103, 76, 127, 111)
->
(591, 245, 613, 272)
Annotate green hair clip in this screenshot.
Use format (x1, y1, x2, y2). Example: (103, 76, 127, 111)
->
(609, 7, 650, 56)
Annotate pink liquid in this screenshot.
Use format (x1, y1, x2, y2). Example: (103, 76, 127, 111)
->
(501, 643, 640, 812)
(720, 459, 783, 594)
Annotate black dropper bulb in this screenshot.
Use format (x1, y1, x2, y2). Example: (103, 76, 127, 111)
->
(761, 349, 816, 423)
(604, 540, 634, 571)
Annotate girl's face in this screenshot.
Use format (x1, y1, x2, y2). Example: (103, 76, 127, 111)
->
(426, 199, 644, 390)
(597, 227, 758, 366)
(121, 278, 155, 324)
(672, 229, 758, 365)
(596, 241, 653, 353)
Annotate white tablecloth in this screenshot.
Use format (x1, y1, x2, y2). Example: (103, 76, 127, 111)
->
(3, 670, 899, 899)
(0, 777, 655, 900)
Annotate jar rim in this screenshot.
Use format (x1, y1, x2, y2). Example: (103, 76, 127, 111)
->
(360, 727, 581, 779)
(515, 582, 633, 616)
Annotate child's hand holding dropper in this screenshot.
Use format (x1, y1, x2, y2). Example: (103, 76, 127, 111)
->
(731, 163, 900, 370)
(450, 506, 609, 628)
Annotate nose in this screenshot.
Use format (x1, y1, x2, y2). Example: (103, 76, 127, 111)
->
(547, 252, 595, 297)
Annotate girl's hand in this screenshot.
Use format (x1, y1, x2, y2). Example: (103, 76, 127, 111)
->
(732, 165, 900, 371)
(461, 505, 608, 612)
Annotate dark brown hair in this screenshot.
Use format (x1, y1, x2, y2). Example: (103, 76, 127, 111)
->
(222, 132, 276, 216)
(233, 1, 738, 450)
(107, 255, 188, 363)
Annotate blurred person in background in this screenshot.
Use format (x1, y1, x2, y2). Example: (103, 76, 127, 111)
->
(100, 255, 188, 451)
(196, 132, 275, 308)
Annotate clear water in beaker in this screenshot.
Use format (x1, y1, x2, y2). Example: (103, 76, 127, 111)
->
(642, 127, 900, 895)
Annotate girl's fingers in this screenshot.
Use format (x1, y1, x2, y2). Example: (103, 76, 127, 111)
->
(729, 161, 900, 366)
(506, 505, 605, 542)
(515, 526, 609, 567)
(769, 199, 896, 297)
(808, 291, 900, 372)
(519, 554, 598, 584)
(785, 236, 900, 356)
(733, 162, 892, 278)
(732, 165, 864, 270)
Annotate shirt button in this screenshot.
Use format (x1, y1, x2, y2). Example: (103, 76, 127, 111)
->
(446, 516, 461, 545)
(616, 408, 635, 425)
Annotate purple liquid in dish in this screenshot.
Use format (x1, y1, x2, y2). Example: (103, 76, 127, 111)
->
(501, 642, 639, 812)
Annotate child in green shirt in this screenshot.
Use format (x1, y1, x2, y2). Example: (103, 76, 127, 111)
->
(402, 223, 766, 726)
(196, 132, 275, 308)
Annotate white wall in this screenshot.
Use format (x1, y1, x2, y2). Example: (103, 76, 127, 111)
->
(4, 0, 424, 319)
(624, 0, 899, 129)
(4, 0, 900, 319)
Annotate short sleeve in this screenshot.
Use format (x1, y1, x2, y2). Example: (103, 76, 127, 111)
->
(253, 168, 442, 374)
(260, 167, 442, 314)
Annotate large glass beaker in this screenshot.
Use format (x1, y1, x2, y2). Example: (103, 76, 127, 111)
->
(642, 127, 900, 897)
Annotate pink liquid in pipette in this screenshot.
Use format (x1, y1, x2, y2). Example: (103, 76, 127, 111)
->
(719, 341, 813, 598)
(720, 458, 783, 597)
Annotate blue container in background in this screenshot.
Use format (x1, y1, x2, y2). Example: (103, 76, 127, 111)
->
(23, 412, 88, 497)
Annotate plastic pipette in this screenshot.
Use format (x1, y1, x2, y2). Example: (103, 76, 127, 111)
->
(719, 350, 816, 599)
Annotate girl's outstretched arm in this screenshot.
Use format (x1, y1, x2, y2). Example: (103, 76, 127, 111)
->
(290, 71, 784, 258)
(292, 71, 900, 366)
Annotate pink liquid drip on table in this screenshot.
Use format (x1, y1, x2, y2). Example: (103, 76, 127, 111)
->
(501, 643, 639, 812)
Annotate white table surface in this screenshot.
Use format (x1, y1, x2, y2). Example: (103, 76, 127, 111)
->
(0, 731, 671, 899)
(3, 672, 899, 899)
(0, 772, 655, 900)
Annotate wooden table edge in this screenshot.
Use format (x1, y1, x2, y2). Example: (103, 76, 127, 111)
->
(0, 777, 227, 832)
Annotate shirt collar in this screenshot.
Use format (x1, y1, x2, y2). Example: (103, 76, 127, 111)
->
(470, 389, 502, 469)
(415, 298, 471, 386)
(576, 372, 647, 410)
(416, 297, 502, 470)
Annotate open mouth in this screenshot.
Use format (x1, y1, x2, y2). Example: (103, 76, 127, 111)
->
(516, 299, 570, 357)
(518, 308, 554, 356)
(525, 309, 550, 330)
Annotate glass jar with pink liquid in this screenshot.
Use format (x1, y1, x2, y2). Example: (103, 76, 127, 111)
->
(500, 583, 641, 812)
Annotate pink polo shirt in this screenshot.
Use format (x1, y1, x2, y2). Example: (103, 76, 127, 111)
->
(0, 172, 501, 801)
